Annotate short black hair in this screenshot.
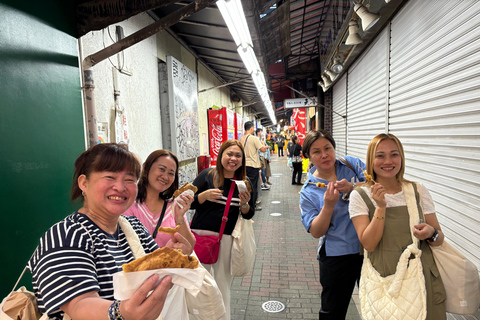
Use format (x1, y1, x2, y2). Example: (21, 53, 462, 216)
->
(244, 121, 254, 131)
(302, 130, 336, 159)
(255, 128, 262, 135)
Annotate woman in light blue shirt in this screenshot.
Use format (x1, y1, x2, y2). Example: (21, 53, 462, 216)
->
(299, 130, 366, 320)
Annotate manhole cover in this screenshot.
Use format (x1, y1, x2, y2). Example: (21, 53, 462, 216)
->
(262, 301, 285, 313)
(271, 201, 281, 204)
(270, 212, 282, 216)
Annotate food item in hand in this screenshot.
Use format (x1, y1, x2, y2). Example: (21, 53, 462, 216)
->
(244, 180, 252, 192)
(173, 182, 198, 198)
(308, 182, 326, 187)
(122, 247, 198, 272)
(158, 225, 180, 235)
(357, 163, 375, 183)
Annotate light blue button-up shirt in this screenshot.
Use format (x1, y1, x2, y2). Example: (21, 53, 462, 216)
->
(299, 156, 366, 257)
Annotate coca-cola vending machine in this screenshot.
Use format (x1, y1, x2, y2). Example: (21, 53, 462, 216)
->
(207, 107, 235, 166)
(234, 113, 243, 140)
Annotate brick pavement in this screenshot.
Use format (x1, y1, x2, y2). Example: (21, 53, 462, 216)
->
(230, 156, 362, 320)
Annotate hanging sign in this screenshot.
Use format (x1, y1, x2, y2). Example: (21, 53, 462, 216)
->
(284, 97, 318, 109)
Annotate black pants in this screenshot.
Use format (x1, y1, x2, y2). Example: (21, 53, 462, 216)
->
(246, 166, 260, 207)
(318, 244, 363, 320)
(278, 146, 284, 156)
(292, 162, 302, 184)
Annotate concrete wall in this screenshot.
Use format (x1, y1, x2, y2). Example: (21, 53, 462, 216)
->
(79, 13, 162, 164)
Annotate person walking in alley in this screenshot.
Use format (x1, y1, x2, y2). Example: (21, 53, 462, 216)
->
(299, 130, 366, 320)
(277, 134, 285, 157)
(288, 135, 303, 185)
(257, 128, 272, 189)
(240, 121, 269, 210)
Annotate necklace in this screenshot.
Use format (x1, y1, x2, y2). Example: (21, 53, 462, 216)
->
(85, 210, 120, 246)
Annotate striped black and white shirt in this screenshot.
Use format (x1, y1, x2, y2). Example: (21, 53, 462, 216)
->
(27, 212, 158, 320)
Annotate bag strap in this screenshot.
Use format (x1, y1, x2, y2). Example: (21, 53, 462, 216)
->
(151, 200, 169, 239)
(218, 180, 236, 241)
(339, 157, 358, 179)
(243, 134, 250, 148)
(118, 216, 146, 259)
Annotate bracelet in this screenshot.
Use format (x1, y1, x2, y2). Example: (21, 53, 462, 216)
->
(373, 215, 385, 220)
(176, 219, 186, 226)
(241, 203, 249, 209)
(108, 300, 124, 320)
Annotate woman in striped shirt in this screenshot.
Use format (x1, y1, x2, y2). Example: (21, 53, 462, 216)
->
(27, 143, 185, 320)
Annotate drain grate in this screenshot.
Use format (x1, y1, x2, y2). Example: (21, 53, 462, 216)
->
(262, 301, 285, 313)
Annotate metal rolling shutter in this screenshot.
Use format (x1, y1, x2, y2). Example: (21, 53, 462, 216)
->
(389, 0, 480, 272)
(347, 28, 389, 160)
(332, 74, 347, 156)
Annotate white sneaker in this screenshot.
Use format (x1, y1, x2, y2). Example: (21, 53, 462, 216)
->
(261, 184, 271, 190)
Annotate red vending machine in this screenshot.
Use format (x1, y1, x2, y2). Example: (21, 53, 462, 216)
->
(207, 107, 235, 166)
(234, 113, 244, 140)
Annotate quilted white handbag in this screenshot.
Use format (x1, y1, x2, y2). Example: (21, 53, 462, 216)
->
(359, 183, 427, 320)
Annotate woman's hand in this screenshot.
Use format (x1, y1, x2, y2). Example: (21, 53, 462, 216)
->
(200, 188, 223, 203)
(412, 223, 435, 240)
(174, 193, 194, 222)
(121, 274, 173, 320)
(370, 183, 387, 208)
(239, 190, 251, 207)
(334, 179, 352, 194)
(323, 182, 340, 208)
(166, 232, 193, 255)
(60, 275, 173, 320)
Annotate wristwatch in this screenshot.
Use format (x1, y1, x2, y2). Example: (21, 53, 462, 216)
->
(241, 203, 249, 209)
(427, 228, 439, 242)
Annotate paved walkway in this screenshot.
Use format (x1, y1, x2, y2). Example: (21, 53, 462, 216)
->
(230, 156, 362, 320)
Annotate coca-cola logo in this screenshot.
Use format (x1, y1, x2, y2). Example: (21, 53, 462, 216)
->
(210, 125, 222, 162)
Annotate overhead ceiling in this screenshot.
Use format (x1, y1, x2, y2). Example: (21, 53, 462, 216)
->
(75, 0, 406, 127)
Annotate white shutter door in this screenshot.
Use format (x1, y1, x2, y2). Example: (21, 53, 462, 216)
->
(389, 0, 480, 269)
(347, 28, 389, 160)
(332, 74, 347, 156)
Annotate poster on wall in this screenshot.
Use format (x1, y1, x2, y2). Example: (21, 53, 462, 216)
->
(167, 56, 200, 161)
(97, 122, 108, 143)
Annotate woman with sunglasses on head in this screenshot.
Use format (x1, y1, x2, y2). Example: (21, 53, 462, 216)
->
(190, 140, 255, 320)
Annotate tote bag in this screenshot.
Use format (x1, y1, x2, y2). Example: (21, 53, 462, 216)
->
(430, 241, 480, 315)
(230, 214, 256, 277)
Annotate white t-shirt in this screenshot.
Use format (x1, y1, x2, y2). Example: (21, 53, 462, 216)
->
(349, 183, 436, 219)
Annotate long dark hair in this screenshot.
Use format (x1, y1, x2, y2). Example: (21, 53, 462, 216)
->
(71, 143, 141, 201)
(209, 140, 246, 188)
(136, 150, 179, 202)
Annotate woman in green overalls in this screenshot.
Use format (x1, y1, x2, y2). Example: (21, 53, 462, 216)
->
(349, 133, 446, 320)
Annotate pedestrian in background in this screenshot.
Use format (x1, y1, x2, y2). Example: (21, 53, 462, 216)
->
(277, 135, 285, 157)
(288, 135, 303, 185)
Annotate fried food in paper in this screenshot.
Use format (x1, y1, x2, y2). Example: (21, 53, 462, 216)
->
(122, 247, 198, 273)
(173, 183, 198, 198)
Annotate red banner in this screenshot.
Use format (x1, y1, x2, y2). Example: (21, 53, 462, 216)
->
(291, 108, 307, 146)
